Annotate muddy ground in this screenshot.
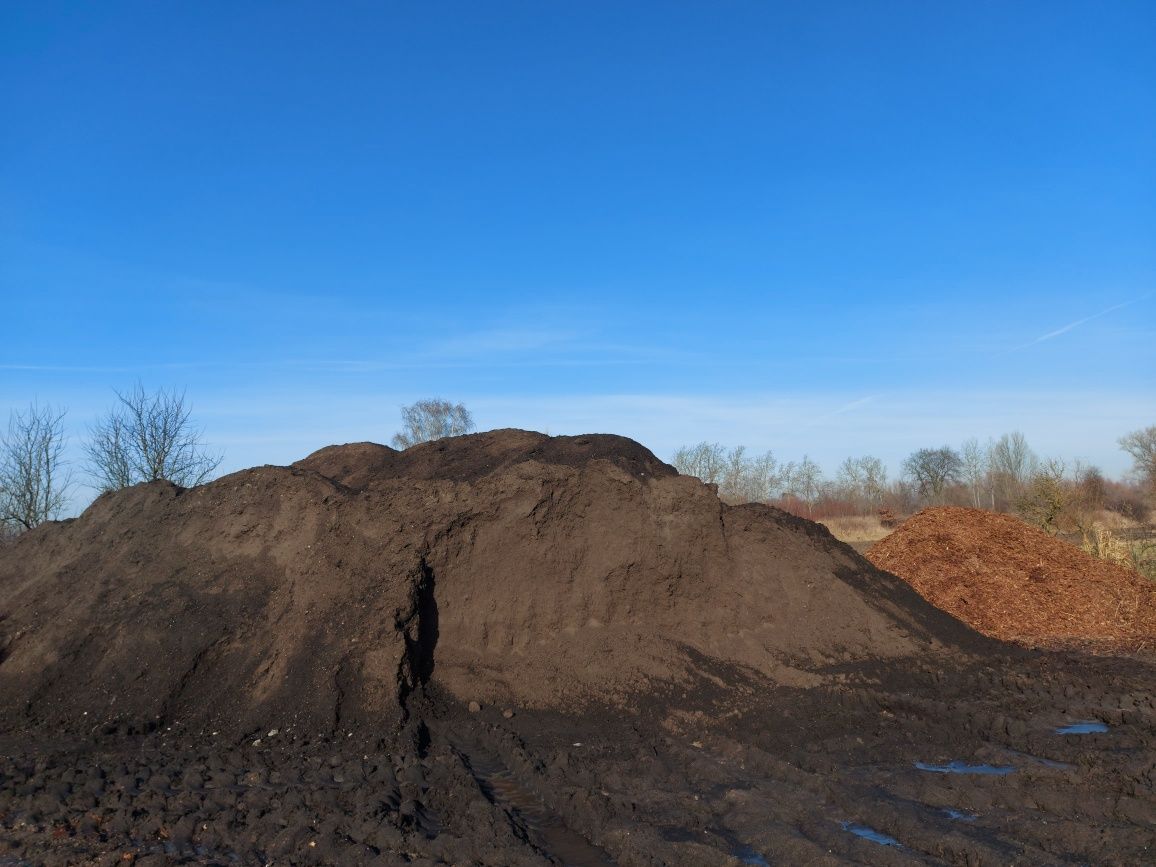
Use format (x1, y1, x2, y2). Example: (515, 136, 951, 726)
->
(2, 647, 1153, 866)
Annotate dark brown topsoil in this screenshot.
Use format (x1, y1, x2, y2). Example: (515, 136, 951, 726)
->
(0, 432, 1152, 865)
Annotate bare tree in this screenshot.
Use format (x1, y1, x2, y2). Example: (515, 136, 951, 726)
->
(725, 446, 783, 503)
(902, 446, 963, 504)
(85, 385, 221, 492)
(671, 442, 727, 485)
(989, 431, 1036, 508)
(784, 455, 823, 516)
(1119, 425, 1156, 492)
(0, 403, 71, 532)
(959, 437, 988, 509)
(391, 398, 475, 449)
(744, 450, 783, 502)
(836, 455, 887, 510)
(672, 443, 784, 502)
(722, 444, 749, 499)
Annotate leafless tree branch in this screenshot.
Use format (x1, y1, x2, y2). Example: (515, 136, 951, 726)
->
(0, 403, 71, 532)
(391, 399, 475, 449)
(84, 384, 222, 492)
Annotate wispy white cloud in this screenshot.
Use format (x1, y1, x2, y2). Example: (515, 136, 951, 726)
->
(806, 395, 876, 425)
(0, 364, 132, 373)
(0, 362, 223, 373)
(429, 327, 581, 357)
(1010, 293, 1152, 352)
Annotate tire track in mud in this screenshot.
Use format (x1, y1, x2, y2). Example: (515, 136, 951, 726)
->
(448, 731, 615, 867)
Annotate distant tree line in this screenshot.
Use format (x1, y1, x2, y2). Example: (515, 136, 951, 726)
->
(3, 384, 1151, 544)
(671, 426, 1156, 533)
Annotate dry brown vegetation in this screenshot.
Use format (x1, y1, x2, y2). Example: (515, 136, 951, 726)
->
(817, 514, 892, 543)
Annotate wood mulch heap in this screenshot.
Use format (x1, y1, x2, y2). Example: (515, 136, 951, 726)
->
(866, 506, 1156, 651)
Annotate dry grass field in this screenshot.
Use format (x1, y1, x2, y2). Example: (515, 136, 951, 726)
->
(818, 514, 894, 555)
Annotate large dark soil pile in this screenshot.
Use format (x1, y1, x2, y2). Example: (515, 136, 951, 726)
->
(3, 435, 1155, 866)
(867, 506, 1156, 649)
(0, 430, 979, 739)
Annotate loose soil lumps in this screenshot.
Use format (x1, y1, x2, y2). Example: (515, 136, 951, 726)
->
(867, 506, 1156, 650)
(1, 433, 1154, 865)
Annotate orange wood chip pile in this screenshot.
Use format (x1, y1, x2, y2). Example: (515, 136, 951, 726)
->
(866, 506, 1156, 650)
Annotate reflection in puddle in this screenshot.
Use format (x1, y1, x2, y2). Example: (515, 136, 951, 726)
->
(1056, 721, 1109, 735)
(710, 825, 769, 866)
(841, 821, 902, 847)
(915, 760, 1015, 775)
(734, 846, 770, 866)
(660, 826, 768, 865)
(942, 807, 978, 821)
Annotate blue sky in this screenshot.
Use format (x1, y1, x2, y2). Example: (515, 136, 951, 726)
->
(2, 1, 1154, 505)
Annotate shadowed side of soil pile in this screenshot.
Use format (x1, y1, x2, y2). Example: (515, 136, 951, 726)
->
(867, 506, 1156, 650)
(0, 430, 986, 740)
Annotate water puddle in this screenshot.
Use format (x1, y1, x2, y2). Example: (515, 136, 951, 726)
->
(942, 807, 978, 822)
(733, 845, 770, 866)
(915, 760, 1015, 775)
(1055, 721, 1109, 735)
(718, 831, 769, 866)
(660, 826, 769, 865)
(841, 821, 902, 847)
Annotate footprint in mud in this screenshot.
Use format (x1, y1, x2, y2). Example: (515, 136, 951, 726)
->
(914, 760, 1015, 775)
(451, 737, 613, 867)
(840, 821, 903, 848)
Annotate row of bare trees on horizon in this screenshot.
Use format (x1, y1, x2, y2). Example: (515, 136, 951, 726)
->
(671, 428, 1156, 535)
(2, 387, 1153, 540)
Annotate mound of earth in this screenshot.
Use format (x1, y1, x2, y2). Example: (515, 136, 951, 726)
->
(0, 430, 984, 740)
(3, 436, 1156, 866)
(867, 506, 1156, 649)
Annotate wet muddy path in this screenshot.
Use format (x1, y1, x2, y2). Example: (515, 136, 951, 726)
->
(1, 650, 1153, 865)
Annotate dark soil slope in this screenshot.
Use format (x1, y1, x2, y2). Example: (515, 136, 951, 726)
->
(0, 431, 984, 739)
(868, 506, 1156, 649)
